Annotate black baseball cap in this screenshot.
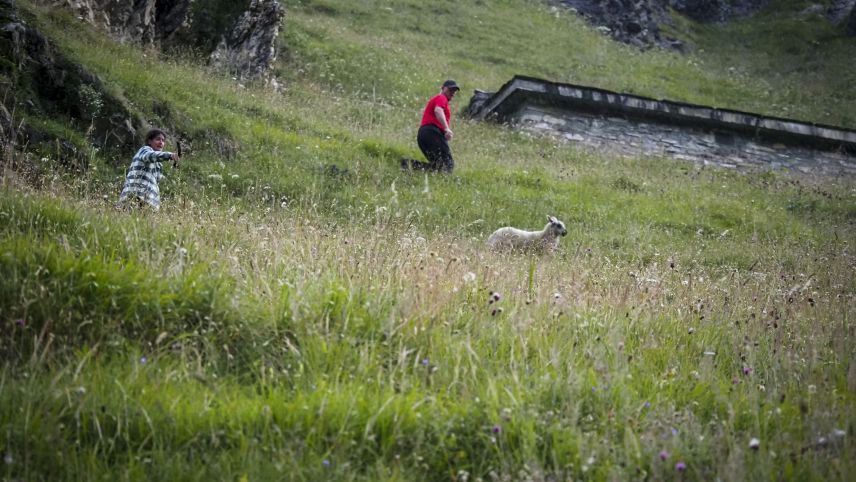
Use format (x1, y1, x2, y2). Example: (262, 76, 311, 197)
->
(443, 79, 460, 91)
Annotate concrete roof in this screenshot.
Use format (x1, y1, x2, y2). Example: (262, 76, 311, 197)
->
(466, 75, 856, 151)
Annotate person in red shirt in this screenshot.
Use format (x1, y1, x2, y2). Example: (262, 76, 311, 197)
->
(404, 79, 460, 173)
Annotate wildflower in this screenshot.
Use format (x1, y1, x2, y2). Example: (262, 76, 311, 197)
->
(139, 356, 147, 365)
(743, 367, 753, 375)
(807, 384, 817, 394)
(832, 429, 846, 439)
(732, 377, 740, 385)
(675, 462, 686, 472)
(322, 459, 330, 467)
(492, 425, 501, 434)
(749, 438, 760, 450)
(463, 272, 476, 283)
(643, 401, 651, 409)
(14, 318, 25, 327)
(659, 450, 669, 461)
(421, 358, 429, 366)
(688, 327, 695, 334)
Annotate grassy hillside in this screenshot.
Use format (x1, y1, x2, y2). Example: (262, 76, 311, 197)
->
(1, 0, 855, 480)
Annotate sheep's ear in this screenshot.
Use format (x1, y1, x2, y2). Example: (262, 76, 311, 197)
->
(548, 215, 557, 223)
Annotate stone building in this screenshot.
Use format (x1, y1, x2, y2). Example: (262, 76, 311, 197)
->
(466, 76, 856, 176)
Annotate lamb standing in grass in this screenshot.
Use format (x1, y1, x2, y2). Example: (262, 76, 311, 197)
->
(487, 215, 568, 253)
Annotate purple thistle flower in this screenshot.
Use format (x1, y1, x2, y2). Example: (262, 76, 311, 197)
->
(14, 319, 25, 327)
(659, 450, 669, 461)
(743, 367, 753, 375)
(732, 377, 740, 385)
(492, 425, 501, 434)
(421, 358, 429, 366)
(675, 462, 686, 472)
(643, 401, 651, 409)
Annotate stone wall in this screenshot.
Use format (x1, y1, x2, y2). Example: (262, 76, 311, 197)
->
(467, 76, 856, 177)
(518, 104, 855, 175)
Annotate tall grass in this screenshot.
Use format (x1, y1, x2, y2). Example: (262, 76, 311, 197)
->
(1, 0, 855, 480)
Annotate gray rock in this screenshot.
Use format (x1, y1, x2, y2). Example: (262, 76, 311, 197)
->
(52, 0, 193, 47)
(558, 0, 673, 49)
(668, 0, 768, 23)
(209, 0, 284, 81)
(556, 0, 768, 50)
(1, 0, 144, 163)
(155, 0, 194, 46)
(827, 0, 856, 23)
(799, 4, 826, 18)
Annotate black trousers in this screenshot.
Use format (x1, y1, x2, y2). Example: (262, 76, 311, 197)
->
(414, 124, 454, 173)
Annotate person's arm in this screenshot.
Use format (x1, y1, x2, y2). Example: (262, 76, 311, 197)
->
(157, 151, 177, 162)
(140, 147, 176, 162)
(433, 106, 453, 140)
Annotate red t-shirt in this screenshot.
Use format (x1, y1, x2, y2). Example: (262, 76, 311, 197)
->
(420, 94, 450, 130)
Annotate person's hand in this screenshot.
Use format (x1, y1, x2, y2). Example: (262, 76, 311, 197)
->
(444, 128, 454, 140)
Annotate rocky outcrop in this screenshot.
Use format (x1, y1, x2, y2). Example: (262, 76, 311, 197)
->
(208, 0, 284, 81)
(669, 0, 768, 23)
(154, 0, 194, 45)
(556, 0, 768, 50)
(827, 0, 856, 23)
(52, 0, 193, 48)
(557, 0, 675, 49)
(1, 0, 144, 167)
(55, 0, 284, 80)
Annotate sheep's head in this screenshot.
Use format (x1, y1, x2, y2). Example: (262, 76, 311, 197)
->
(547, 215, 568, 237)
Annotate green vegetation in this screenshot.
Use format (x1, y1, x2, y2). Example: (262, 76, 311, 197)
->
(1, 0, 854, 480)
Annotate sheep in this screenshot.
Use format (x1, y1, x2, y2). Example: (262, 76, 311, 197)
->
(486, 215, 568, 253)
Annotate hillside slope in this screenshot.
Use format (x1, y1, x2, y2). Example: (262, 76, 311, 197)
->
(1, 1, 855, 481)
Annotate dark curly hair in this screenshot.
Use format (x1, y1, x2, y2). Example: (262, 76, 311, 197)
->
(145, 128, 166, 142)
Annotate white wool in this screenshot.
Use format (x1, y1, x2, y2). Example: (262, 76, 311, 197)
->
(486, 215, 568, 253)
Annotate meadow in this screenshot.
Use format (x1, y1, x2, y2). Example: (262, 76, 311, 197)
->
(1, 0, 855, 480)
